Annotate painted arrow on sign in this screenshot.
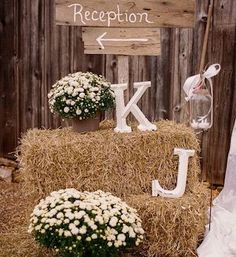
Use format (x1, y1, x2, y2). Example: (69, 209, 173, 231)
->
(96, 32, 149, 50)
(82, 27, 161, 55)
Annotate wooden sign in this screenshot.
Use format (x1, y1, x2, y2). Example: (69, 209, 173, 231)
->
(56, 0, 196, 28)
(82, 27, 161, 55)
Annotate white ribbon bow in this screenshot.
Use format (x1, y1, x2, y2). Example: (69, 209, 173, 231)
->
(183, 64, 221, 101)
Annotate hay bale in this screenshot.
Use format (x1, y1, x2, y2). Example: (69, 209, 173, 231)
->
(0, 181, 209, 257)
(19, 120, 201, 200)
(126, 184, 209, 257)
(2, 120, 208, 257)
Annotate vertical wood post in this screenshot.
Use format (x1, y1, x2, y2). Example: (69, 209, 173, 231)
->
(117, 56, 129, 84)
(117, 55, 130, 106)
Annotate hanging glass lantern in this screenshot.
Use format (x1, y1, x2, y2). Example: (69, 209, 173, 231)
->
(189, 82, 213, 130)
(183, 64, 221, 131)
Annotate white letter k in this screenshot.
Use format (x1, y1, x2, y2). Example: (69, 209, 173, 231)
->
(111, 81, 157, 133)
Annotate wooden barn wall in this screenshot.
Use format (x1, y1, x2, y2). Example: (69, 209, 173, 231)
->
(0, 0, 236, 184)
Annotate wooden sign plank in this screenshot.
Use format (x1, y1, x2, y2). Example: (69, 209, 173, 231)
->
(56, 0, 196, 28)
(82, 27, 161, 56)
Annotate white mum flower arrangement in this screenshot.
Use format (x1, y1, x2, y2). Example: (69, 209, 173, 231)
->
(28, 189, 144, 257)
(48, 72, 115, 120)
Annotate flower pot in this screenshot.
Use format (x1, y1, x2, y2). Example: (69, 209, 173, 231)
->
(71, 114, 100, 133)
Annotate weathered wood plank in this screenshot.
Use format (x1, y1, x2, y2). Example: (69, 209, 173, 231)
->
(31, 0, 40, 128)
(56, 0, 196, 28)
(201, 0, 236, 184)
(214, 0, 236, 25)
(82, 27, 161, 55)
(104, 55, 117, 119)
(155, 28, 172, 120)
(0, 0, 20, 157)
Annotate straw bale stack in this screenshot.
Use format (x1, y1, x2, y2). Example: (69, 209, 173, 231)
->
(0, 120, 209, 257)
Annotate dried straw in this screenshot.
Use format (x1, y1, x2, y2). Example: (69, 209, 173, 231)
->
(0, 181, 56, 257)
(0, 120, 209, 257)
(19, 120, 201, 201)
(126, 183, 209, 257)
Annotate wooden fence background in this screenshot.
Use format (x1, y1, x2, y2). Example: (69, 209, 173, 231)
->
(0, 0, 236, 184)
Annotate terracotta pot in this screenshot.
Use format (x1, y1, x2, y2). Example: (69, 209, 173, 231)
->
(71, 114, 100, 133)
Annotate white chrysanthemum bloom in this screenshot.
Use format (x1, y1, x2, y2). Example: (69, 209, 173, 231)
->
(55, 219, 61, 226)
(71, 227, 79, 235)
(91, 224, 98, 230)
(95, 215, 104, 224)
(85, 205, 92, 211)
(135, 239, 141, 246)
(72, 92, 78, 97)
(107, 235, 116, 241)
(64, 107, 70, 113)
(91, 234, 97, 239)
(56, 212, 64, 219)
(89, 92, 96, 99)
(84, 215, 91, 222)
(110, 228, 118, 235)
(63, 76, 70, 81)
(122, 224, 129, 234)
(69, 223, 76, 230)
(77, 87, 84, 92)
(79, 226, 87, 235)
(64, 230, 72, 237)
(114, 241, 121, 248)
(49, 209, 57, 217)
(117, 234, 126, 242)
(50, 218, 57, 225)
(66, 87, 74, 95)
(69, 81, 79, 87)
(109, 216, 118, 227)
(79, 93, 85, 98)
(137, 227, 145, 235)
(129, 230, 136, 238)
(75, 210, 86, 219)
(100, 204, 108, 210)
(74, 220, 80, 226)
(79, 203, 86, 209)
(65, 212, 74, 220)
(64, 219, 70, 224)
(128, 217, 135, 224)
(35, 224, 42, 231)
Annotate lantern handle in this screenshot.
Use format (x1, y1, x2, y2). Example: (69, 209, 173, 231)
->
(183, 64, 221, 102)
